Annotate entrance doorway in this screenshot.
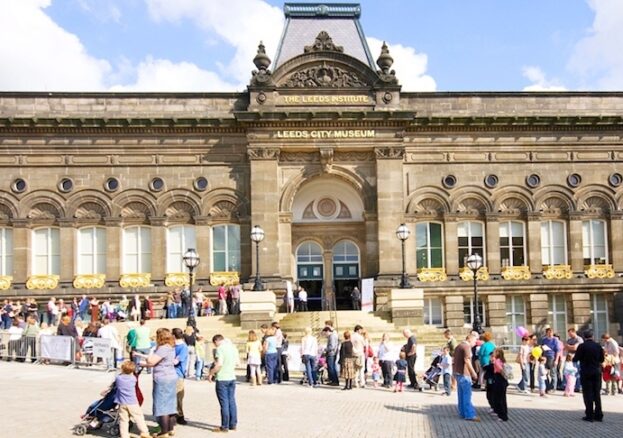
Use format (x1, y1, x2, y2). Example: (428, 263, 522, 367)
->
(296, 242, 323, 311)
(332, 241, 360, 310)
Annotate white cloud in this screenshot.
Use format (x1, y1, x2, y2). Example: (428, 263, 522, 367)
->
(568, 0, 623, 89)
(367, 37, 436, 91)
(76, 0, 122, 23)
(145, 0, 283, 87)
(521, 66, 567, 91)
(0, 0, 111, 91)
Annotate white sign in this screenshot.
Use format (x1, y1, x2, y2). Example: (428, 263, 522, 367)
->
(361, 278, 374, 312)
(40, 335, 73, 361)
(92, 338, 112, 359)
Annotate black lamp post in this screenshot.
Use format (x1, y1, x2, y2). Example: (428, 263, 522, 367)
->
(396, 223, 411, 289)
(251, 225, 265, 291)
(182, 248, 200, 328)
(466, 253, 484, 334)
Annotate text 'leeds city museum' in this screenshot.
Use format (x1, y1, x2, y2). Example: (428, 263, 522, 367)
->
(1, 3, 623, 339)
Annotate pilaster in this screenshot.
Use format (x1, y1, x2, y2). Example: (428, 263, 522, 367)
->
(569, 213, 584, 273)
(194, 216, 212, 282)
(487, 294, 507, 330)
(529, 293, 549, 327)
(610, 212, 623, 272)
(443, 215, 459, 276)
(527, 213, 542, 274)
(571, 293, 591, 326)
(485, 213, 500, 275)
(11, 219, 29, 283)
(58, 220, 75, 283)
(150, 217, 166, 281)
(104, 218, 121, 281)
(444, 295, 465, 332)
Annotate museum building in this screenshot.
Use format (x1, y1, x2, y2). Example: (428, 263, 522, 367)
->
(1, 3, 623, 340)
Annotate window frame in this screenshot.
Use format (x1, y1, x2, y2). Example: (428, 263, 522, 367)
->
(499, 220, 527, 267)
(457, 220, 486, 268)
(32, 227, 60, 276)
(77, 226, 107, 275)
(0, 227, 13, 276)
(464, 297, 486, 327)
(548, 294, 568, 335)
(506, 295, 526, 344)
(166, 225, 197, 273)
(582, 219, 609, 265)
(416, 221, 445, 269)
(423, 297, 444, 327)
(591, 294, 609, 337)
(540, 220, 568, 266)
(122, 226, 152, 274)
(211, 224, 241, 272)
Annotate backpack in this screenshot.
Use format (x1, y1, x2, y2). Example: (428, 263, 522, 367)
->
(502, 363, 514, 381)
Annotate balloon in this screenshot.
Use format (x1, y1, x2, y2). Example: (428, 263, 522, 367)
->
(515, 326, 528, 338)
(531, 346, 542, 359)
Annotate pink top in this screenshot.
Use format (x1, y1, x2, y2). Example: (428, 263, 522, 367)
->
(493, 358, 504, 374)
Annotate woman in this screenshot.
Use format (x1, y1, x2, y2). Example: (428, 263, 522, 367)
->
(477, 332, 496, 389)
(246, 330, 262, 386)
(263, 327, 279, 384)
(301, 327, 318, 387)
(339, 330, 355, 390)
(89, 297, 100, 323)
(491, 348, 509, 422)
(184, 326, 197, 377)
(378, 333, 393, 388)
(137, 328, 177, 437)
(7, 319, 24, 361)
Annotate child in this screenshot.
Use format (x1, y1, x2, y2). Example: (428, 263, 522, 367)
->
(603, 354, 619, 396)
(371, 357, 382, 388)
(246, 330, 262, 386)
(537, 356, 547, 397)
(562, 354, 577, 397)
(491, 348, 509, 422)
(394, 351, 408, 392)
(195, 335, 205, 380)
(438, 346, 453, 396)
(115, 361, 150, 438)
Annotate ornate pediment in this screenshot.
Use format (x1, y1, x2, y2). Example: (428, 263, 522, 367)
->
(281, 63, 367, 88)
(304, 31, 344, 54)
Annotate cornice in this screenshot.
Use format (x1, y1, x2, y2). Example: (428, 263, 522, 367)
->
(409, 116, 623, 132)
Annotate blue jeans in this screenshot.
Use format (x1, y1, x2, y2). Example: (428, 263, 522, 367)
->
(265, 353, 279, 384)
(215, 380, 237, 430)
(443, 373, 451, 395)
(326, 355, 338, 384)
(456, 374, 477, 420)
(518, 365, 529, 391)
(195, 358, 204, 379)
(303, 355, 317, 385)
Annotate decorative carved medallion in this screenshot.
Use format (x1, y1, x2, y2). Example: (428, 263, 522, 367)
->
(459, 267, 489, 281)
(320, 148, 334, 172)
(283, 65, 366, 88)
(417, 268, 447, 282)
(210, 271, 240, 286)
(119, 273, 151, 288)
(247, 148, 280, 160)
(26, 275, 59, 290)
(73, 274, 106, 289)
(584, 264, 615, 279)
(375, 147, 405, 159)
(304, 31, 344, 53)
(0, 275, 12, 291)
(501, 266, 531, 280)
(165, 272, 190, 288)
(543, 265, 573, 280)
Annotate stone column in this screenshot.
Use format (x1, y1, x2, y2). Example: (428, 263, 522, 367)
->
(527, 213, 542, 274)
(388, 288, 424, 327)
(59, 219, 75, 283)
(150, 217, 166, 282)
(11, 219, 29, 283)
(443, 215, 459, 276)
(248, 148, 280, 278)
(570, 293, 591, 326)
(569, 213, 584, 273)
(323, 249, 334, 310)
(444, 295, 465, 331)
(487, 294, 507, 334)
(278, 213, 293, 279)
(375, 147, 405, 276)
(105, 218, 122, 281)
(610, 212, 623, 272)
(364, 213, 379, 277)
(485, 213, 500, 275)
(528, 293, 549, 328)
(194, 217, 211, 282)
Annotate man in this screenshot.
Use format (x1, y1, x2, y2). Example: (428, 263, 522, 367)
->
(78, 295, 90, 322)
(134, 320, 151, 373)
(322, 322, 339, 385)
(351, 324, 366, 388)
(540, 327, 560, 393)
(272, 322, 284, 383)
(56, 315, 79, 339)
(298, 286, 308, 312)
(575, 330, 604, 422)
(98, 318, 121, 370)
(350, 286, 361, 310)
(403, 328, 422, 391)
(208, 334, 238, 433)
(172, 328, 189, 425)
(453, 332, 480, 422)
(230, 285, 241, 315)
(566, 328, 584, 392)
(46, 297, 57, 326)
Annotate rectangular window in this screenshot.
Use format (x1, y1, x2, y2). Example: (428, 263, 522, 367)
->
(464, 297, 486, 326)
(423, 297, 443, 326)
(506, 296, 526, 344)
(0, 228, 13, 276)
(78, 227, 106, 275)
(32, 228, 60, 275)
(548, 294, 567, 335)
(583, 220, 608, 265)
(416, 222, 444, 269)
(212, 225, 240, 272)
(541, 220, 567, 266)
(166, 226, 197, 273)
(122, 227, 151, 274)
(458, 221, 485, 268)
(591, 294, 609, 337)
(500, 221, 526, 267)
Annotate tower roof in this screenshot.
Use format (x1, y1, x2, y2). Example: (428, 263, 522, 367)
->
(273, 3, 375, 70)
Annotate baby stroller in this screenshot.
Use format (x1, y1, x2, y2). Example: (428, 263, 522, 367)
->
(299, 356, 326, 385)
(423, 352, 442, 391)
(73, 369, 144, 436)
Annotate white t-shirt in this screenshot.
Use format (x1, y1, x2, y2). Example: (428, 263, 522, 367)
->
(298, 290, 308, 302)
(351, 331, 364, 355)
(8, 326, 23, 341)
(98, 325, 121, 350)
(301, 335, 318, 357)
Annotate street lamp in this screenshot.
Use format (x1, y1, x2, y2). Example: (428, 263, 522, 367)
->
(396, 224, 411, 289)
(250, 225, 265, 291)
(182, 248, 200, 328)
(466, 253, 484, 334)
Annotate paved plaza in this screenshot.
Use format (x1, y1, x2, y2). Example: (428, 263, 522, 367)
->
(3, 361, 622, 438)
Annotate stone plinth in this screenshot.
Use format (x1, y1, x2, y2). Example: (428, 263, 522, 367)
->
(240, 290, 277, 330)
(444, 295, 465, 331)
(387, 288, 424, 327)
(571, 293, 591, 326)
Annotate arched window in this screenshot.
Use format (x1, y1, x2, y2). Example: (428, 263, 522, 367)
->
(499, 221, 526, 267)
(0, 227, 13, 276)
(416, 222, 444, 269)
(33, 227, 60, 275)
(541, 220, 567, 266)
(167, 225, 196, 273)
(77, 227, 106, 275)
(212, 224, 240, 272)
(297, 241, 323, 279)
(457, 221, 485, 268)
(122, 226, 151, 274)
(583, 219, 608, 265)
(332, 240, 359, 278)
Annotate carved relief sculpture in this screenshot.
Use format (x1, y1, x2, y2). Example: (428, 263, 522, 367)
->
(283, 64, 366, 88)
(304, 31, 344, 53)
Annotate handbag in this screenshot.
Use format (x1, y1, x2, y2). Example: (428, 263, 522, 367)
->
(366, 345, 374, 358)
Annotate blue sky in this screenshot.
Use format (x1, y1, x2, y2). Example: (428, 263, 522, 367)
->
(0, 0, 620, 92)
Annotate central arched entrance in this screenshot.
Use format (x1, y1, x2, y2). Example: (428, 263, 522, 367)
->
(332, 240, 360, 309)
(296, 241, 324, 310)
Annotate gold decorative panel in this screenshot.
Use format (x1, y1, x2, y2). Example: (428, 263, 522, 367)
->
(0, 275, 12, 290)
(584, 264, 615, 279)
(119, 273, 151, 288)
(459, 266, 489, 281)
(165, 272, 190, 287)
(501, 266, 531, 280)
(543, 265, 572, 280)
(417, 268, 447, 282)
(210, 271, 240, 286)
(26, 275, 59, 290)
(73, 274, 106, 289)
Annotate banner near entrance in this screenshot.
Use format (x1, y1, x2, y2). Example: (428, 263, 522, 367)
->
(361, 278, 374, 312)
(40, 335, 73, 362)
